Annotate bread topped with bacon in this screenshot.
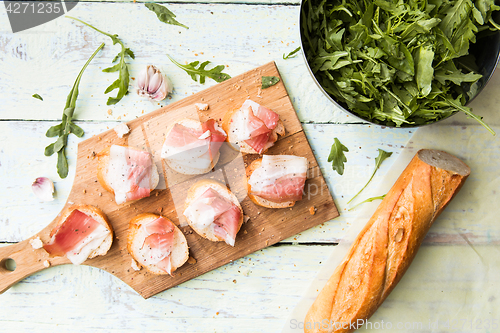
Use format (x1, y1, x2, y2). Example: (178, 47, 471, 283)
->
(43, 204, 113, 265)
(246, 154, 308, 208)
(183, 179, 243, 246)
(222, 99, 285, 154)
(161, 118, 227, 175)
(97, 145, 160, 205)
(127, 213, 189, 276)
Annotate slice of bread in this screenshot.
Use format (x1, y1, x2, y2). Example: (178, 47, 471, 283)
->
(222, 107, 285, 154)
(183, 179, 243, 243)
(97, 145, 159, 203)
(49, 204, 114, 261)
(162, 118, 222, 175)
(246, 158, 296, 208)
(127, 213, 189, 275)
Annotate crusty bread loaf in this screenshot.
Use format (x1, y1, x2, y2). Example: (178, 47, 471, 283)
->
(97, 145, 159, 201)
(51, 204, 113, 260)
(246, 158, 296, 208)
(183, 179, 243, 243)
(304, 149, 470, 333)
(222, 107, 285, 154)
(127, 213, 188, 275)
(162, 118, 221, 175)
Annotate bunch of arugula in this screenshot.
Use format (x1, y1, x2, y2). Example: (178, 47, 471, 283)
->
(301, 0, 499, 133)
(45, 43, 105, 178)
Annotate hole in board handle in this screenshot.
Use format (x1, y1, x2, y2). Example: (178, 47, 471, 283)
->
(1, 258, 16, 272)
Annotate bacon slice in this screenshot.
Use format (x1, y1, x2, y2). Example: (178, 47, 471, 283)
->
(248, 155, 308, 203)
(252, 174, 306, 203)
(139, 217, 176, 275)
(254, 105, 279, 130)
(44, 210, 101, 257)
(163, 123, 203, 148)
(202, 119, 227, 161)
(213, 205, 242, 246)
(108, 146, 154, 204)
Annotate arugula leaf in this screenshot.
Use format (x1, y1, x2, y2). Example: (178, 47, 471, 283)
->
(328, 138, 349, 175)
(66, 16, 135, 105)
(283, 46, 301, 59)
(32, 94, 43, 101)
(348, 194, 386, 211)
(145, 3, 189, 29)
(301, 0, 499, 132)
(347, 149, 392, 204)
(45, 43, 105, 178)
(262, 76, 280, 89)
(167, 54, 231, 84)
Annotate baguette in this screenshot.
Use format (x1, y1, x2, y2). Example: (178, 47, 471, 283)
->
(127, 213, 188, 275)
(304, 149, 470, 333)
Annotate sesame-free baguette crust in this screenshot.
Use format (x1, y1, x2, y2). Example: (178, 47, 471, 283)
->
(304, 149, 470, 333)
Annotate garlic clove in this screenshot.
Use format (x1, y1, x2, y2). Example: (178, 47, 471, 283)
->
(136, 65, 171, 102)
(32, 177, 55, 202)
(148, 72, 163, 94)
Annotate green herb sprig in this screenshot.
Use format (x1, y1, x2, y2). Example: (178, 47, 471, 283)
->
(167, 54, 231, 83)
(328, 138, 349, 175)
(32, 94, 43, 101)
(283, 46, 301, 60)
(262, 76, 280, 89)
(301, 0, 498, 133)
(145, 3, 189, 29)
(348, 149, 392, 204)
(348, 194, 386, 211)
(66, 16, 135, 105)
(45, 43, 105, 178)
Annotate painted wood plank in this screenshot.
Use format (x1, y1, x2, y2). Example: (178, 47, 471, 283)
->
(2, 242, 499, 332)
(0, 3, 351, 124)
(0, 120, 412, 244)
(0, 244, 331, 332)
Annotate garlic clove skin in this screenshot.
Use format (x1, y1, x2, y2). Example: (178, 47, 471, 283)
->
(32, 177, 55, 202)
(137, 65, 171, 102)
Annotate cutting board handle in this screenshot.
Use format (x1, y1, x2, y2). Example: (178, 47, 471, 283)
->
(0, 239, 67, 294)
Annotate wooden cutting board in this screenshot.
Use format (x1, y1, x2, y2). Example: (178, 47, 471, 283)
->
(0, 62, 339, 298)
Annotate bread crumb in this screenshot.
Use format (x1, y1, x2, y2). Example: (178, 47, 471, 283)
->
(131, 258, 141, 271)
(233, 279, 237, 283)
(309, 206, 316, 215)
(256, 87, 262, 98)
(29, 237, 43, 250)
(43, 260, 51, 268)
(243, 215, 250, 224)
(187, 256, 197, 265)
(243, 230, 248, 234)
(114, 123, 130, 138)
(195, 103, 209, 111)
(107, 109, 113, 115)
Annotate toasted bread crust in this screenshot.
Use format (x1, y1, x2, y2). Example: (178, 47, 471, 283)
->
(304, 149, 470, 333)
(127, 213, 189, 275)
(183, 179, 244, 243)
(245, 158, 296, 208)
(222, 107, 285, 154)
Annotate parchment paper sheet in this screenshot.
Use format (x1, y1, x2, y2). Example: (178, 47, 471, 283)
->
(282, 72, 500, 333)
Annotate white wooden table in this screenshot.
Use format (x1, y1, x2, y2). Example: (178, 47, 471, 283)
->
(3, 1, 492, 331)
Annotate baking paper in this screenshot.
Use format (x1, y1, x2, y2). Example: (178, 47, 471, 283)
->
(282, 71, 500, 333)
